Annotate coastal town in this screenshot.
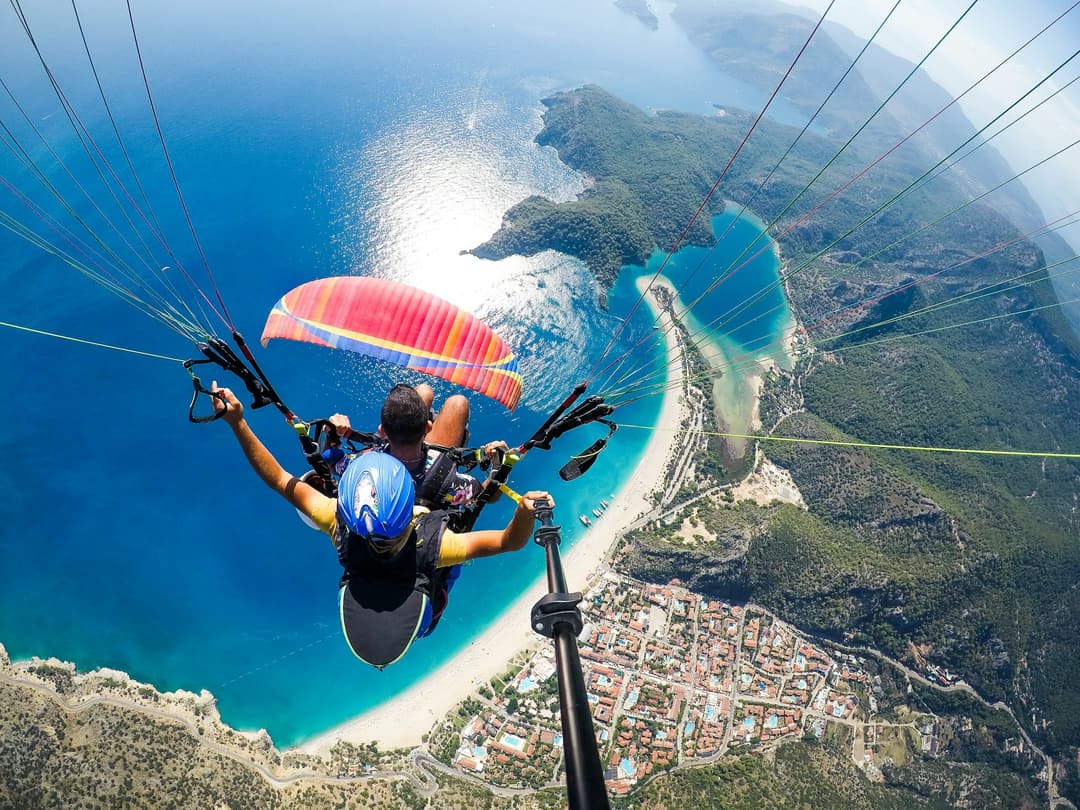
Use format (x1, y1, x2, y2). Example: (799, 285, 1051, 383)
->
(435, 570, 941, 795)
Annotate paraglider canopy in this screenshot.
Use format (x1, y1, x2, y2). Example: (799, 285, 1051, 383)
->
(261, 276, 523, 410)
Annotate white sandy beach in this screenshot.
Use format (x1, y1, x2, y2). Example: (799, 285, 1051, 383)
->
(300, 277, 687, 754)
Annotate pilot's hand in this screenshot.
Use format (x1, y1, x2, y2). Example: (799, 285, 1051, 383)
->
(328, 413, 353, 439)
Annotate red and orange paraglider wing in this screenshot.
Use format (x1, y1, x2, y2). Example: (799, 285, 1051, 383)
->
(261, 277, 522, 410)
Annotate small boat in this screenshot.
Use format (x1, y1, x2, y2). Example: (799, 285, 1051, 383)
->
(600, 499, 609, 509)
(579, 515, 591, 526)
(592, 508, 602, 518)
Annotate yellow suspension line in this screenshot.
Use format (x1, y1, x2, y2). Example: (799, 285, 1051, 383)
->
(0, 320, 184, 363)
(618, 424, 1080, 460)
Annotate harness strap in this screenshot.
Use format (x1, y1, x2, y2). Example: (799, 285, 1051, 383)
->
(416, 448, 459, 508)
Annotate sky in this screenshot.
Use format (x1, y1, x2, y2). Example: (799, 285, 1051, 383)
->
(789, 0, 1080, 243)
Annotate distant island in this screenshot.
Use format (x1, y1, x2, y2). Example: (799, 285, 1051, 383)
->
(614, 0, 659, 30)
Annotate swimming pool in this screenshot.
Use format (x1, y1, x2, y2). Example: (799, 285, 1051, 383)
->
(499, 732, 527, 753)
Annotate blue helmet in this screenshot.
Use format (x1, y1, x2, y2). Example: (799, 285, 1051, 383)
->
(337, 452, 415, 543)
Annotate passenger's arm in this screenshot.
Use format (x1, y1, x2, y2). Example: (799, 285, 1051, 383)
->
(458, 491, 552, 561)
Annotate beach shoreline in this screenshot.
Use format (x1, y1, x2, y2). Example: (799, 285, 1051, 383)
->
(298, 275, 688, 754)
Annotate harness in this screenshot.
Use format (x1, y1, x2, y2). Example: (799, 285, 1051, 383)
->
(335, 440, 481, 531)
(335, 509, 457, 638)
(314, 421, 467, 500)
(336, 510, 445, 588)
(380, 442, 461, 507)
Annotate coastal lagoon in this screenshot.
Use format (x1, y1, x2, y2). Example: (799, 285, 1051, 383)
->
(1, 1, 791, 745)
(634, 210, 797, 460)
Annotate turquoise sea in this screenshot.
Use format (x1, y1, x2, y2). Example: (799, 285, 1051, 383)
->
(0, 0, 793, 745)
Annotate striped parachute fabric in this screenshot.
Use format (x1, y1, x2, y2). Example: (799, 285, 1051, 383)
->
(261, 276, 522, 410)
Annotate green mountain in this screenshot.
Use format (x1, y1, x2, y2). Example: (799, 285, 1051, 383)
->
(469, 20, 1080, 804)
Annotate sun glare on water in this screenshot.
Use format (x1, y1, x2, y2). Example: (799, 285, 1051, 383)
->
(328, 77, 612, 410)
(344, 85, 561, 318)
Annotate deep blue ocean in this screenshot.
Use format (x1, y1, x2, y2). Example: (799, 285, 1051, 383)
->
(0, 0, 792, 746)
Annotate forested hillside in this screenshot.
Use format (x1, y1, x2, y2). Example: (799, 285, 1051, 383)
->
(473, 78, 1080, 802)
